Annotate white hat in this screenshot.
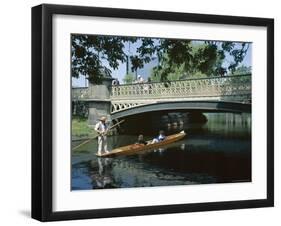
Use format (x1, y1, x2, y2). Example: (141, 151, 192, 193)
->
(137, 75, 141, 78)
(99, 116, 106, 121)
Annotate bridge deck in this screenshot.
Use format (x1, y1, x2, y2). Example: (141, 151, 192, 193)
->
(72, 74, 251, 115)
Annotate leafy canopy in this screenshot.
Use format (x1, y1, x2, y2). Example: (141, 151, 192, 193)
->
(71, 34, 250, 84)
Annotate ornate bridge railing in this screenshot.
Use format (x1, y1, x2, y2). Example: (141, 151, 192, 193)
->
(110, 74, 251, 100)
(72, 75, 251, 114)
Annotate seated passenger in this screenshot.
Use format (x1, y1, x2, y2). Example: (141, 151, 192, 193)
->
(152, 130, 166, 144)
(136, 134, 147, 145)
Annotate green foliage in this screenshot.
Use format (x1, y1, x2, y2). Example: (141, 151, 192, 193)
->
(151, 41, 250, 81)
(230, 65, 252, 75)
(72, 35, 137, 84)
(123, 73, 135, 84)
(191, 71, 208, 78)
(151, 61, 187, 82)
(151, 43, 213, 81)
(228, 43, 250, 74)
(149, 69, 161, 82)
(72, 101, 88, 117)
(72, 116, 97, 138)
(71, 34, 251, 84)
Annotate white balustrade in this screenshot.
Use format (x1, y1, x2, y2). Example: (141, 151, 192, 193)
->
(72, 75, 251, 113)
(110, 75, 251, 100)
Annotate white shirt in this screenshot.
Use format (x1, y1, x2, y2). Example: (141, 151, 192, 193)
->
(138, 77, 144, 83)
(95, 121, 107, 134)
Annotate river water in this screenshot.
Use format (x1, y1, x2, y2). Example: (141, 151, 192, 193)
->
(71, 113, 251, 190)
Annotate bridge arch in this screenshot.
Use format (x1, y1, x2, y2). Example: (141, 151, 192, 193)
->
(111, 101, 251, 120)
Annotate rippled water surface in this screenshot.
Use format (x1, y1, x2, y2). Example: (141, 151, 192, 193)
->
(71, 113, 251, 190)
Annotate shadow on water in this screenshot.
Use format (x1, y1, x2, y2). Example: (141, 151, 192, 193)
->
(71, 112, 251, 190)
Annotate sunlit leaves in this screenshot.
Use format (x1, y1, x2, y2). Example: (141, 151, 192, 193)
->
(71, 34, 250, 84)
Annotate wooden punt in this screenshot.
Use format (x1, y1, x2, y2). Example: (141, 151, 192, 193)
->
(96, 131, 186, 157)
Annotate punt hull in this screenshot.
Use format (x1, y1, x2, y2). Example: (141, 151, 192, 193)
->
(97, 131, 186, 157)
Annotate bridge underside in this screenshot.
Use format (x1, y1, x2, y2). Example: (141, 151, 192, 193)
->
(111, 101, 251, 120)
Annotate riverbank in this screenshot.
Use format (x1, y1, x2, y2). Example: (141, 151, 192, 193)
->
(72, 116, 97, 140)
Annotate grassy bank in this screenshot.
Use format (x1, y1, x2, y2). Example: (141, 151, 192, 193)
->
(72, 116, 97, 138)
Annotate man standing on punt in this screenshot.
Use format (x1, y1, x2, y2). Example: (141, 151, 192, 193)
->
(95, 116, 109, 156)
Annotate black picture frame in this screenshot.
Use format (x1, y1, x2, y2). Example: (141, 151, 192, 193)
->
(32, 4, 274, 222)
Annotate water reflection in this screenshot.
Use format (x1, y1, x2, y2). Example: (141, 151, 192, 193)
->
(71, 113, 251, 190)
(91, 158, 115, 189)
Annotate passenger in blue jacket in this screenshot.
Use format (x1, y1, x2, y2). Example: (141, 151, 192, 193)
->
(152, 130, 166, 144)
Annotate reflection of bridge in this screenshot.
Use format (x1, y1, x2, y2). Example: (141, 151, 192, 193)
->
(72, 74, 251, 123)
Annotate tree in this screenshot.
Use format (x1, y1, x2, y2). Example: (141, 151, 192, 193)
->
(151, 57, 189, 82)
(123, 73, 135, 84)
(151, 43, 217, 81)
(151, 41, 249, 80)
(71, 34, 250, 83)
(231, 65, 252, 75)
(71, 35, 137, 84)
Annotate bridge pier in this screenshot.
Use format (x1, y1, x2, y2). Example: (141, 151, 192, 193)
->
(88, 100, 112, 127)
(86, 77, 114, 127)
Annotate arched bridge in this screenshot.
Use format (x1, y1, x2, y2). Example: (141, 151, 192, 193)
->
(110, 74, 251, 118)
(110, 100, 251, 120)
(72, 74, 251, 122)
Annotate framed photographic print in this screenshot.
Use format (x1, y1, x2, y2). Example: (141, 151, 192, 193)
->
(32, 4, 274, 221)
